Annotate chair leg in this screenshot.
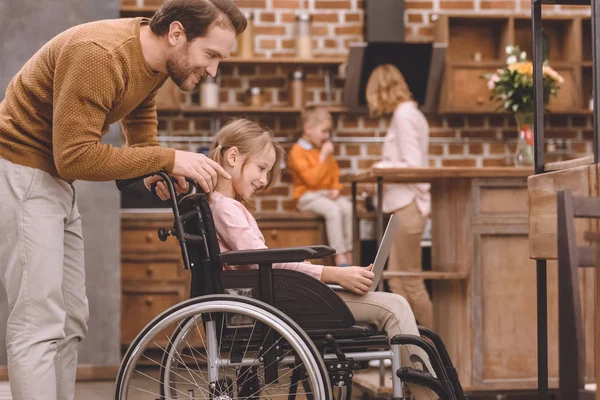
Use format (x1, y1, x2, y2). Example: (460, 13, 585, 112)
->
(391, 343, 406, 399)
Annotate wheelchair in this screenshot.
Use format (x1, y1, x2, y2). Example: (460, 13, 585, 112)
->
(115, 171, 467, 400)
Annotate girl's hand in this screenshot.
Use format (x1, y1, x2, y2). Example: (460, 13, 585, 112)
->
(336, 264, 374, 296)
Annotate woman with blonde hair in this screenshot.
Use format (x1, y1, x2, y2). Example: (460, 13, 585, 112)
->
(366, 64, 433, 328)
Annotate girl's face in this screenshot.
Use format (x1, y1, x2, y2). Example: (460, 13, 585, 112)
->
(229, 144, 277, 199)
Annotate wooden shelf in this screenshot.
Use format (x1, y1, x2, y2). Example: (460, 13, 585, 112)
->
(437, 14, 592, 114)
(120, 5, 157, 12)
(181, 105, 301, 114)
(156, 104, 362, 115)
(447, 61, 504, 68)
(221, 56, 346, 66)
(382, 271, 468, 280)
(540, 0, 589, 4)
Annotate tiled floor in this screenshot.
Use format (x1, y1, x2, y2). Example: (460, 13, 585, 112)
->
(0, 380, 117, 400)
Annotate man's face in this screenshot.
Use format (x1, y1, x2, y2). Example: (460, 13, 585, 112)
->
(166, 24, 235, 91)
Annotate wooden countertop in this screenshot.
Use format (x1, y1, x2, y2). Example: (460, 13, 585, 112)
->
(121, 209, 324, 221)
(345, 166, 533, 183)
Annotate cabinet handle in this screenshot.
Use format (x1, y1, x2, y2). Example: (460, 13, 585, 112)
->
(145, 233, 153, 243)
(270, 229, 278, 240)
(146, 267, 154, 277)
(476, 96, 484, 105)
(145, 297, 153, 306)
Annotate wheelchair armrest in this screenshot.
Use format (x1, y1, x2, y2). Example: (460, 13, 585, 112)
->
(307, 245, 336, 258)
(219, 247, 318, 265)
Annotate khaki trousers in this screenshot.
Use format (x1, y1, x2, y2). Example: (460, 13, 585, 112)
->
(0, 157, 89, 400)
(337, 291, 438, 400)
(387, 201, 433, 328)
(297, 190, 353, 254)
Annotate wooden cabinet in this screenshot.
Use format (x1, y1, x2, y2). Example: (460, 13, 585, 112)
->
(436, 14, 590, 114)
(120, 213, 187, 349)
(431, 176, 595, 391)
(120, 210, 330, 351)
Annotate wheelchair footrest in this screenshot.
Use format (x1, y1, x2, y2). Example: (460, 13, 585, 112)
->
(397, 367, 452, 400)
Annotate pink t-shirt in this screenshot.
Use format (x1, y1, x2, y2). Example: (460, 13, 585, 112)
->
(209, 191, 324, 280)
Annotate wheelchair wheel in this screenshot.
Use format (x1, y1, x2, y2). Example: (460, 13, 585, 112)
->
(116, 295, 332, 400)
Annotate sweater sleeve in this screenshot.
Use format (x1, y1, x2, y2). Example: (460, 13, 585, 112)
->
(121, 77, 165, 148)
(52, 42, 175, 181)
(288, 146, 331, 189)
(212, 199, 324, 280)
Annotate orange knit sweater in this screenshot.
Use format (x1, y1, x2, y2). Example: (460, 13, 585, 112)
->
(0, 17, 175, 181)
(288, 142, 343, 200)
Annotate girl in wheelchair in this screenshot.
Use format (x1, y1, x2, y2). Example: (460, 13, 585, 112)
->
(207, 118, 439, 400)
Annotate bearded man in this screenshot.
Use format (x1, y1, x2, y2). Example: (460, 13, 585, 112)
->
(0, 1, 245, 399)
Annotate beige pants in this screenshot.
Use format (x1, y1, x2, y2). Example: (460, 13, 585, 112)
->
(387, 201, 433, 328)
(337, 291, 438, 400)
(0, 158, 89, 400)
(297, 190, 353, 255)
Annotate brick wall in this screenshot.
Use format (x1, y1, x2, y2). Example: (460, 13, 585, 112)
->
(147, 0, 593, 212)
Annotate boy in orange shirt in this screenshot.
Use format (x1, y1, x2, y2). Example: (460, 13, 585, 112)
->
(288, 107, 353, 266)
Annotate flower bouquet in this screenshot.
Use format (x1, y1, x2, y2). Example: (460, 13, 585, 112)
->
(484, 46, 564, 166)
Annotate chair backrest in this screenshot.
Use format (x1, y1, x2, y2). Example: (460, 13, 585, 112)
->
(174, 192, 357, 329)
(178, 192, 226, 297)
(556, 189, 599, 398)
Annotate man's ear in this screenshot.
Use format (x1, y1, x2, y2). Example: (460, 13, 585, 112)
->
(225, 147, 239, 167)
(167, 21, 186, 46)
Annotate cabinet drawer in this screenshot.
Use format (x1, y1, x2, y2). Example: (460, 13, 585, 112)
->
(121, 227, 181, 253)
(444, 67, 498, 112)
(121, 285, 185, 345)
(121, 213, 180, 253)
(122, 252, 183, 282)
(262, 226, 323, 249)
(257, 219, 330, 264)
(472, 179, 528, 224)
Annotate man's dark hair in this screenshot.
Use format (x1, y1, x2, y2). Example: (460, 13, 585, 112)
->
(149, 0, 247, 40)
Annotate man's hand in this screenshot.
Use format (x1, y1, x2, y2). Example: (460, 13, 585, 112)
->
(328, 189, 341, 199)
(172, 150, 231, 193)
(319, 141, 334, 162)
(144, 175, 189, 201)
(323, 264, 374, 296)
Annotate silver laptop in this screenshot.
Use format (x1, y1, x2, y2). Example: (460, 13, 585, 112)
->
(328, 215, 399, 292)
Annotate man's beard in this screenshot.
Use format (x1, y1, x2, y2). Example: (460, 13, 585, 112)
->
(166, 45, 195, 91)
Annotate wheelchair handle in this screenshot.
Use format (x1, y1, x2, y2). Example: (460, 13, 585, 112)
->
(116, 172, 197, 196)
(117, 171, 202, 271)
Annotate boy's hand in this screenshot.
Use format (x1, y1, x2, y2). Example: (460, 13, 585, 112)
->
(336, 265, 374, 295)
(144, 175, 189, 201)
(328, 189, 341, 199)
(319, 141, 334, 162)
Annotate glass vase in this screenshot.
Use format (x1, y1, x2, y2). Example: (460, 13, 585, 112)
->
(513, 112, 534, 167)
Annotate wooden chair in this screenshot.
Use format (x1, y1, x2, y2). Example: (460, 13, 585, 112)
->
(556, 189, 597, 400)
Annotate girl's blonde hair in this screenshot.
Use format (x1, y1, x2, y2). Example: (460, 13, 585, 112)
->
(365, 64, 413, 117)
(208, 118, 285, 192)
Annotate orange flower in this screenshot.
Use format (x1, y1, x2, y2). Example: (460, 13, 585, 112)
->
(508, 62, 533, 75)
